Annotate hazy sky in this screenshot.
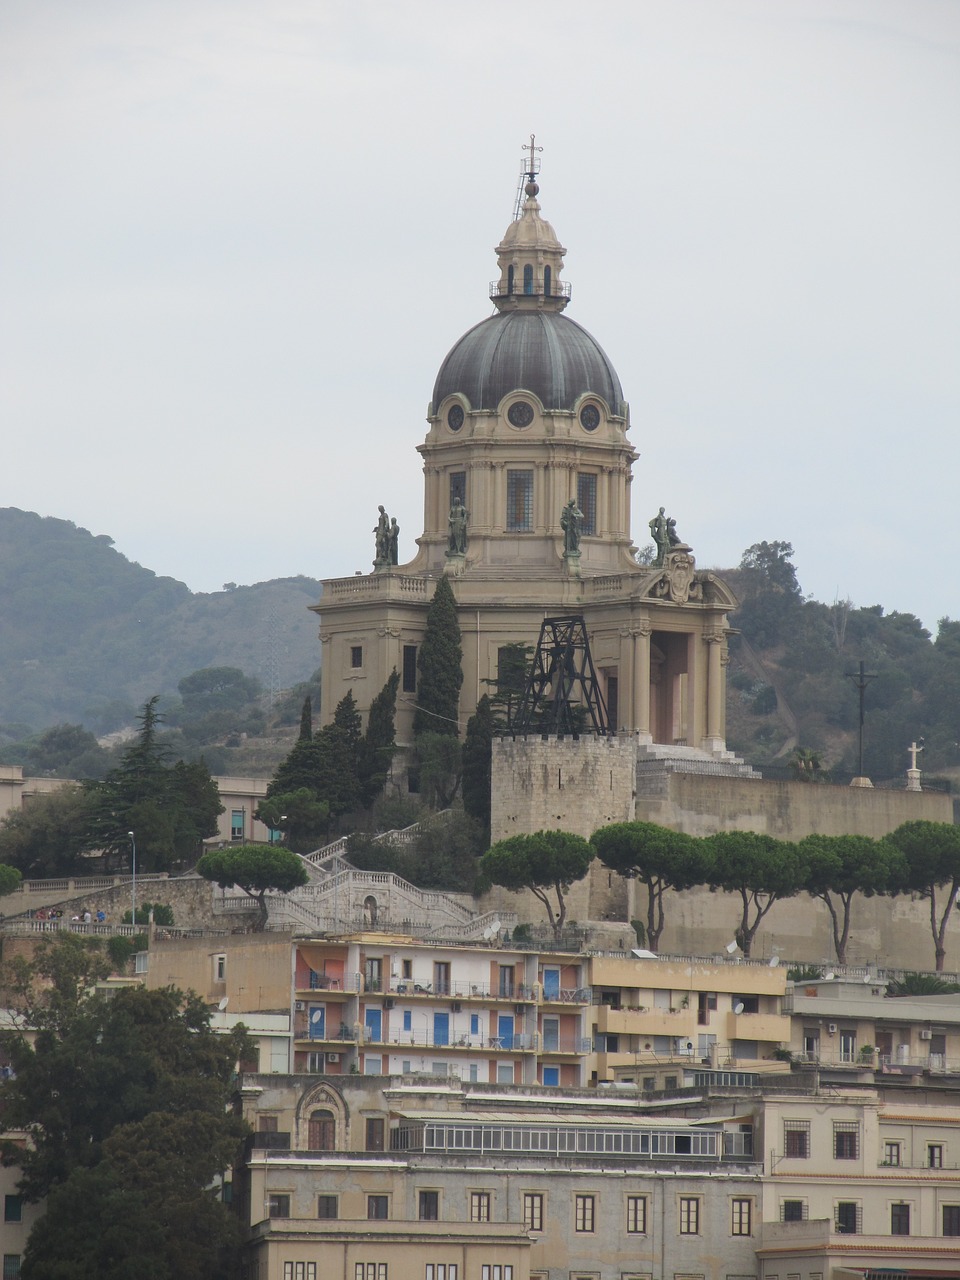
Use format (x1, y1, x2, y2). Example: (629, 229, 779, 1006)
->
(2, 1, 958, 633)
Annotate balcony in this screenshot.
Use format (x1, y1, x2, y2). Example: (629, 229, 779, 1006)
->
(724, 1011, 791, 1043)
(293, 1018, 358, 1044)
(383, 979, 539, 1002)
(596, 1006, 696, 1038)
(370, 1030, 540, 1053)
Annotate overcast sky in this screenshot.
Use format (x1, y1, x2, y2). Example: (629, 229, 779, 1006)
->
(2, 1, 958, 633)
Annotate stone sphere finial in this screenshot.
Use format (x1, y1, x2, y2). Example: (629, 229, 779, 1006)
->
(525, 180, 539, 197)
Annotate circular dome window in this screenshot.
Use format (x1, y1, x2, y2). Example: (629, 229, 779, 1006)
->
(447, 404, 464, 431)
(507, 401, 535, 429)
(579, 404, 600, 431)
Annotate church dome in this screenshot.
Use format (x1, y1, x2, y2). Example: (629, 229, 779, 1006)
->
(432, 310, 623, 414)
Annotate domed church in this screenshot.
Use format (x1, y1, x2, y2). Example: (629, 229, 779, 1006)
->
(314, 151, 739, 771)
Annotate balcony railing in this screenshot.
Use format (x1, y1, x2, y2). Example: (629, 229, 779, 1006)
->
(488, 280, 572, 300)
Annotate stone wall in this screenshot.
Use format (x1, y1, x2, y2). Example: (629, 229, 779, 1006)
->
(484, 737, 958, 970)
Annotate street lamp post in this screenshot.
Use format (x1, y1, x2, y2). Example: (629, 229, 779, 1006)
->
(128, 831, 137, 927)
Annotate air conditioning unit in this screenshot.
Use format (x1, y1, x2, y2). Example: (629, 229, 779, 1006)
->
(295, 1001, 304, 1012)
(827, 1023, 838, 1034)
(451, 1001, 462, 1013)
(327, 1053, 340, 1064)
(383, 998, 395, 1010)
(920, 1029, 933, 1041)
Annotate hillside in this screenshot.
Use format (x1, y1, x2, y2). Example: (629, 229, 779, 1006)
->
(0, 508, 322, 732)
(721, 541, 960, 784)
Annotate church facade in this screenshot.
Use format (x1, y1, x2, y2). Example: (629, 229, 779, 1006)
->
(314, 164, 738, 765)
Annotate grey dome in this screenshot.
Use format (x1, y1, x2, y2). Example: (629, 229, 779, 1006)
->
(432, 311, 623, 414)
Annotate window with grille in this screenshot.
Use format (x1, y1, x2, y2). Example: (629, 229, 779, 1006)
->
(575, 1194, 595, 1232)
(450, 472, 466, 507)
(506, 471, 533, 531)
(784, 1120, 810, 1158)
(523, 1193, 543, 1232)
(2, 1257, 20, 1280)
(626, 1196, 647, 1234)
(317, 1195, 338, 1219)
(943, 1204, 960, 1236)
(731, 1198, 752, 1236)
(418, 1190, 439, 1221)
(470, 1192, 491, 1222)
(577, 473, 597, 536)
(351, 646, 363, 669)
(679, 1197, 700, 1234)
(781, 1200, 806, 1222)
(891, 1202, 910, 1236)
(834, 1122, 859, 1160)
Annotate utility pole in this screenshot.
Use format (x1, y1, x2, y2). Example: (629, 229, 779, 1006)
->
(844, 659, 877, 784)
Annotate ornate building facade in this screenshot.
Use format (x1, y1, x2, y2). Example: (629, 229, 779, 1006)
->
(314, 164, 738, 763)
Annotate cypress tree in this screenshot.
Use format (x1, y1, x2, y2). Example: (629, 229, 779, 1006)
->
(462, 695, 494, 834)
(413, 576, 463, 737)
(298, 696, 313, 741)
(359, 670, 400, 807)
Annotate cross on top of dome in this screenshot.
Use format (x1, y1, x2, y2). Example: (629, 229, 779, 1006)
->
(492, 136, 570, 313)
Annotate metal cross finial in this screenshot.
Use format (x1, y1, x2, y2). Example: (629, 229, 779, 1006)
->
(523, 133, 543, 179)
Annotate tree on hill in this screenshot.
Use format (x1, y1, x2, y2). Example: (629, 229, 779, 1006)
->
(888, 821, 960, 971)
(591, 822, 709, 952)
(0, 862, 21, 899)
(705, 831, 804, 957)
(256, 789, 330, 853)
(0, 784, 97, 878)
(196, 843, 309, 930)
(22, 722, 109, 779)
(0, 935, 248, 1279)
(358, 670, 400, 807)
(480, 830, 594, 941)
(799, 833, 906, 964)
(298, 695, 313, 741)
(413, 576, 463, 737)
(85, 697, 223, 871)
(266, 692, 362, 822)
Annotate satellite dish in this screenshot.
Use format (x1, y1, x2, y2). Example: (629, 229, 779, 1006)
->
(482, 926, 494, 940)
(733, 1001, 745, 1014)
(490, 920, 501, 934)
(768, 956, 780, 967)
(217, 996, 229, 1011)
(725, 941, 739, 954)
(863, 973, 873, 983)
(824, 972, 836, 981)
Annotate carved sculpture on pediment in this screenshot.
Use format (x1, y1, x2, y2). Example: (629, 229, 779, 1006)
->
(654, 550, 702, 604)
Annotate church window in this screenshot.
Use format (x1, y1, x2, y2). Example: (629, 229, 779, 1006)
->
(403, 645, 417, 694)
(523, 264, 534, 294)
(449, 471, 466, 507)
(507, 265, 514, 294)
(507, 471, 533, 531)
(351, 646, 363, 669)
(577, 473, 597, 535)
(543, 265, 551, 296)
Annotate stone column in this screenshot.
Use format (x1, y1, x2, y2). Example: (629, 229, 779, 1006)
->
(618, 628, 635, 731)
(703, 631, 725, 754)
(634, 623, 652, 744)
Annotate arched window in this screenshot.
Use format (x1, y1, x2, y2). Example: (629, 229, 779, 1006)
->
(523, 264, 534, 295)
(308, 1109, 336, 1150)
(543, 266, 551, 297)
(507, 265, 515, 295)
